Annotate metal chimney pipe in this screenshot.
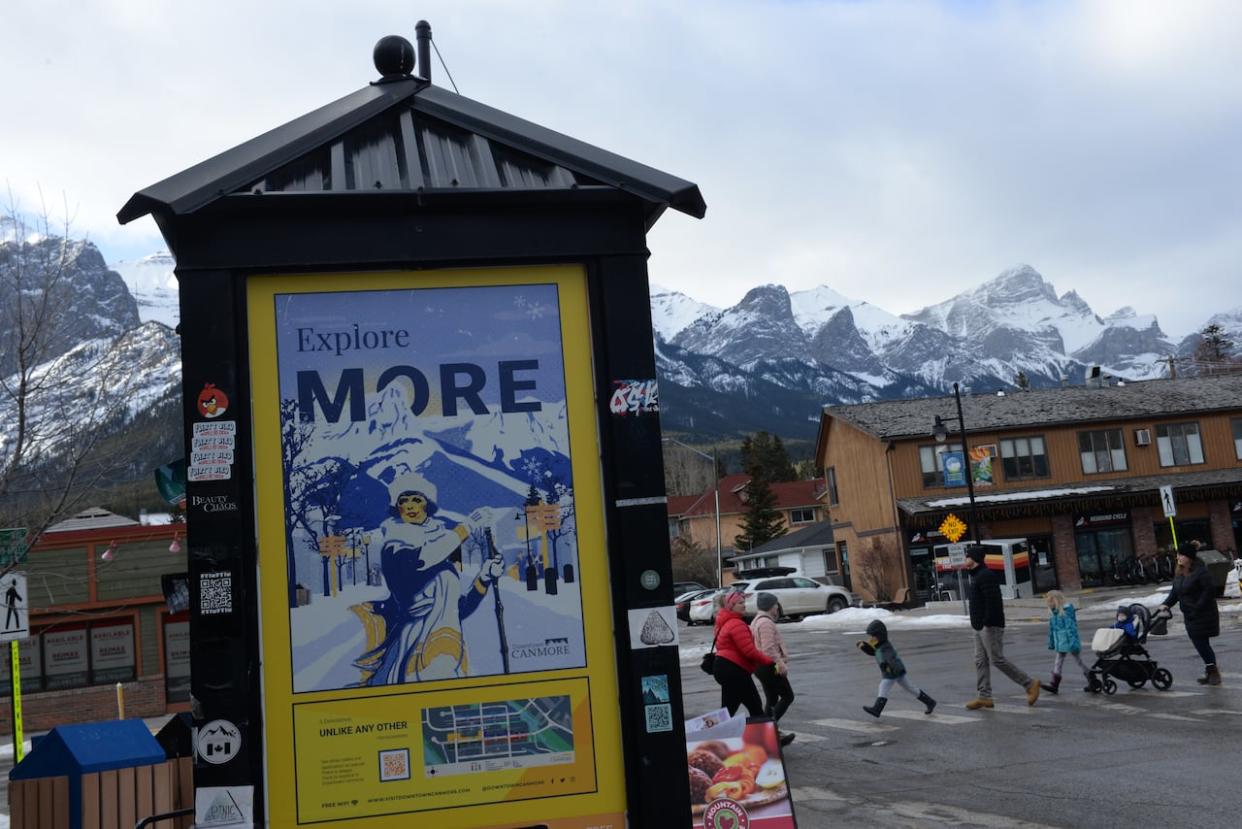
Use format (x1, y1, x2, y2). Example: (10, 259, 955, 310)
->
(416, 20, 432, 83)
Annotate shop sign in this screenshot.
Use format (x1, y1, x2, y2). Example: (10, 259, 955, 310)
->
(1074, 511, 1130, 529)
(42, 628, 89, 689)
(91, 623, 135, 683)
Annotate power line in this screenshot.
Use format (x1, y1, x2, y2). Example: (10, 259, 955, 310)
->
(431, 38, 460, 94)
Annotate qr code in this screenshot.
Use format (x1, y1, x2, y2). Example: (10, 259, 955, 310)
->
(379, 748, 410, 782)
(644, 703, 672, 733)
(199, 571, 233, 615)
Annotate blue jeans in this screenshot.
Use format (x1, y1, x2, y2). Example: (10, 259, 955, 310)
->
(1189, 634, 1216, 666)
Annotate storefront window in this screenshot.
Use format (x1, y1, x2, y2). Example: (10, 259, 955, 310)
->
(164, 613, 191, 704)
(4, 621, 137, 694)
(1078, 429, 1127, 474)
(1153, 518, 1211, 554)
(1074, 512, 1133, 588)
(1156, 422, 1204, 467)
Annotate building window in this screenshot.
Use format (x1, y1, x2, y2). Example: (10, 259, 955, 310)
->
(1156, 422, 1205, 467)
(919, 443, 963, 487)
(1233, 418, 1242, 460)
(1000, 436, 1049, 480)
(1078, 429, 1127, 474)
(790, 508, 816, 524)
(827, 467, 839, 506)
(2, 620, 137, 695)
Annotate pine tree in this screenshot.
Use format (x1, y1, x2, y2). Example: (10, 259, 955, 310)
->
(733, 475, 786, 552)
(740, 431, 796, 482)
(1194, 323, 1235, 368)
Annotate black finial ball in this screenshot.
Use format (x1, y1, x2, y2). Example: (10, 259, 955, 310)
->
(374, 35, 416, 78)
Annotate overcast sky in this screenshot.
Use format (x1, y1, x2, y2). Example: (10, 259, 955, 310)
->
(3, 1, 1239, 337)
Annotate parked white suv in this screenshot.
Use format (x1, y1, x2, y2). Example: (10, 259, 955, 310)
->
(738, 575, 859, 619)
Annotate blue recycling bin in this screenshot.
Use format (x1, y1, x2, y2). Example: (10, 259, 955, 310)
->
(9, 719, 166, 829)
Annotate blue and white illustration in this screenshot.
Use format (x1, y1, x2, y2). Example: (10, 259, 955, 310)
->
(275, 283, 586, 693)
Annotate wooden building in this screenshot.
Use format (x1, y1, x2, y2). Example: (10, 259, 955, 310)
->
(0, 509, 188, 734)
(816, 374, 1242, 601)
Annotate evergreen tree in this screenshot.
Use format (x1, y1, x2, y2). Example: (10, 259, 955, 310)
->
(733, 475, 786, 552)
(740, 431, 796, 482)
(1194, 323, 1235, 367)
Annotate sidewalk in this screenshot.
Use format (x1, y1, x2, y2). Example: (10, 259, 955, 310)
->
(915, 582, 1177, 620)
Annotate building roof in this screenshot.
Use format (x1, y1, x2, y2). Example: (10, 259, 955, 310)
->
(898, 466, 1242, 522)
(118, 74, 705, 230)
(46, 507, 140, 534)
(744, 521, 836, 556)
(823, 374, 1242, 443)
(671, 474, 822, 518)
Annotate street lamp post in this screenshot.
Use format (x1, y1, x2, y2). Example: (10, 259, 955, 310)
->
(663, 437, 724, 588)
(934, 381, 980, 612)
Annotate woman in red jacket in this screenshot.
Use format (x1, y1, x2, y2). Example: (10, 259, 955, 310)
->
(712, 590, 775, 717)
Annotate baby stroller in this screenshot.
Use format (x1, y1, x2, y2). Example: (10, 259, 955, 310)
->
(1086, 604, 1173, 695)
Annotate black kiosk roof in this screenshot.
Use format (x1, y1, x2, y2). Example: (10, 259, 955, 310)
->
(118, 75, 705, 231)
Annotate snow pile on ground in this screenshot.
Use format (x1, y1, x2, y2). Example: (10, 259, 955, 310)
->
(1082, 591, 1169, 615)
(1219, 603, 1242, 614)
(798, 607, 970, 631)
(679, 642, 712, 663)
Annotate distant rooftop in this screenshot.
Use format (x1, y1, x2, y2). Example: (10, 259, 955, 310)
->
(824, 374, 1242, 441)
(46, 507, 140, 533)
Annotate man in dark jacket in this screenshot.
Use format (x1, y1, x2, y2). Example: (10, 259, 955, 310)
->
(964, 547, 1039, 709)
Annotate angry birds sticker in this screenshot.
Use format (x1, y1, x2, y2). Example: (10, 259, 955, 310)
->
(197, 383, 230, 419)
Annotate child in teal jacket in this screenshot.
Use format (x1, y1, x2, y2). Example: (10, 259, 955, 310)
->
(1041, 590, 1089, 694)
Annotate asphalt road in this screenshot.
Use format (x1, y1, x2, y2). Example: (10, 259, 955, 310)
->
(679, 608, 1242, 828)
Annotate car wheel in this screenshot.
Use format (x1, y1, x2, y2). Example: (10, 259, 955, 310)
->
(827, 596, 847, 614)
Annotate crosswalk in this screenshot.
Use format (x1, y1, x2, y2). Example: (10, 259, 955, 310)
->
(788, 687, 1242, 740)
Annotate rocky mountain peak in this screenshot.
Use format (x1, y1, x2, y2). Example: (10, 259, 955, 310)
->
(983, 264, 1059, 305)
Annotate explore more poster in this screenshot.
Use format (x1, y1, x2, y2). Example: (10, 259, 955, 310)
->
(273, 280, 588, 693)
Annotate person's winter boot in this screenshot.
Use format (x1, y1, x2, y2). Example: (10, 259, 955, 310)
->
(1041, 673, 1061, 695)
(1198, 664, 1222, 686)
(862, 697, 888, 718)
(917, 690, 937, 715)
(1026, 680, 1041, 706)
(779, 731, 796, 747)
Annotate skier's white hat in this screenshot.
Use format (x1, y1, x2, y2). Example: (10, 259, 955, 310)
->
(386, 473, 437, 505)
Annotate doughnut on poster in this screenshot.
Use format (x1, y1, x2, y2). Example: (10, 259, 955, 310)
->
(265, 272, 590, 693)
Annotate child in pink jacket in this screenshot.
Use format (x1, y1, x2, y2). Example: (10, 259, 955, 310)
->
(750, 592, 796, 745)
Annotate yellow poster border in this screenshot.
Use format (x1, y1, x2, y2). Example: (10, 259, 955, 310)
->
(247, 264, 626, 828)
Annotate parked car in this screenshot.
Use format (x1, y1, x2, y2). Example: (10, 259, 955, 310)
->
(738, 575, 859, 619)
(675, 588, 716, 622)
(674, 580, 709, 596)
(687, 584, 750, 625)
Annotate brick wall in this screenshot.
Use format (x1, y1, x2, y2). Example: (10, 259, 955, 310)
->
(0, 677, 168, 735)
(1208, 499, 1235, 556)
(1131, 506, 1158, 557)
(1051, 514, 1081, 591)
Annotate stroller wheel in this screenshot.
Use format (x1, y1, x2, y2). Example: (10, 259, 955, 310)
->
(1152, 668, 1173, 691)
(1103, 678, 1118, 695)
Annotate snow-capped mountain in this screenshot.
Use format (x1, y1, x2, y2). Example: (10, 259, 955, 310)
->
(112, 251, 179, 329)
(649, 283, 718, 342)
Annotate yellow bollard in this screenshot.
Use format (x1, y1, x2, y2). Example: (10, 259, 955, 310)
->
(116, 682, 125, 719)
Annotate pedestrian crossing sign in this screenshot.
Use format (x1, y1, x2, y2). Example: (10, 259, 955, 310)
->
(939, 513, 968, 543)
(0, 572, 28, 643)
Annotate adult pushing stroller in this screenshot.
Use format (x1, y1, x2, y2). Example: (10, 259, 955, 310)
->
(1086, 603, 1173, 695)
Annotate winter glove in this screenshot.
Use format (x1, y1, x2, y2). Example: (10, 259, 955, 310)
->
(856, 641, 876, 656)
(479, 555, 505, 584)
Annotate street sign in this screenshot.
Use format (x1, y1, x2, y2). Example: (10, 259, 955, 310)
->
(0, 528, 28, 569)
(939, 513, 968, 543)
(0, 573, 28, 643)
(1159, 485, 1176, 518)
(947, 543, 967, 567)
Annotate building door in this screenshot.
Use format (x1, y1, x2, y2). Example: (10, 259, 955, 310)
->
(837, 541, 852, 591)
(1028, 535, 1058, 594)
(908, 546, 937, 602)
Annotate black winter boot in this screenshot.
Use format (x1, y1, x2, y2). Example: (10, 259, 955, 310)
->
(1198, 665, 1222, 686)
(917, 690, 937, 715)
(863, 697, 888, 718)
(1041, 673, 1061, 695)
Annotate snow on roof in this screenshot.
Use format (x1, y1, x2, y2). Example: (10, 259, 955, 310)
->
(46, 507, 140, 533)
(925, 486, 1116, 508)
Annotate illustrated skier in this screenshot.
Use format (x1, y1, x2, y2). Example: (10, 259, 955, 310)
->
(351, 476, 505, 684)
(4, 578, 22, 630)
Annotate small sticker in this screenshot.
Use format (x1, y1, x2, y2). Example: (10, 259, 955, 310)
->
(609, 379, 659, 415)
(199, 571, 234, 616)
(192, 420, 237, 437)
(196, 785, 253, 826)
(196, 719, 240, 765)
(628, 606, 678, 649)
(642, 674, 670, 704)
(197, 383, 230, 419)
(639, 569, 661, 590)
(188, 464, 232, 482)
(644, 703, 673, 733)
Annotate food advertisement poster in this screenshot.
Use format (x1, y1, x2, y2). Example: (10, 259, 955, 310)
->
(686, 714, 797, 828)
(248, 267, 625, 829)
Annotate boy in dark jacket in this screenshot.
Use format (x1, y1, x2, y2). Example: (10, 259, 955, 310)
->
(856, 619, 936, 718)
(964, 546, 1040, 709)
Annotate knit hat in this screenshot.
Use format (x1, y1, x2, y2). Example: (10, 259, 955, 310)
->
(722, 590, 745, 611)
(756, 592, 779, 612)
(966, 546, 987, 565)
(1177, 543, 1199, 559)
